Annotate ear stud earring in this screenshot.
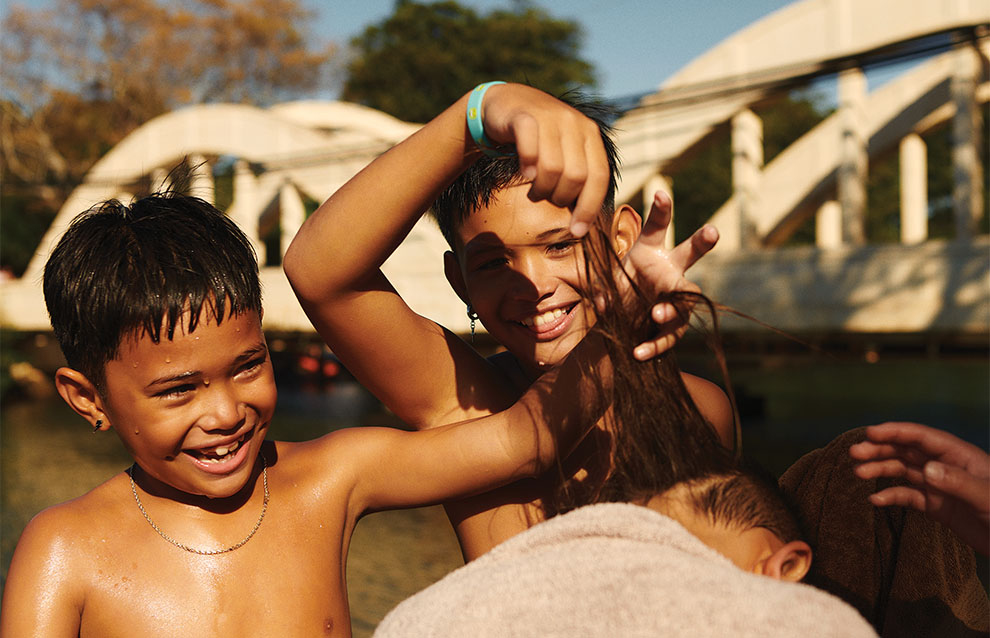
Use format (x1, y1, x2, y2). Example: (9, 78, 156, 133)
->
(92, 419, 103, 434)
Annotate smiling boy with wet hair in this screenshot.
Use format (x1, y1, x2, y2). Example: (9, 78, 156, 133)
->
(2, 176, 686, 636)
(284, 81, 731, 561)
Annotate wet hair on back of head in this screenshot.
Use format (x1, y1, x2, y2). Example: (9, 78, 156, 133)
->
(431, 90, 621, 249)
(43, 189, 261, 393)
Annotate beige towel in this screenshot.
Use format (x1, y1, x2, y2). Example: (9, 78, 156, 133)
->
(375, 503, 878, 637)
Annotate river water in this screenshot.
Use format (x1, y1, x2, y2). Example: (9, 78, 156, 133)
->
(2, 352, 987, 635)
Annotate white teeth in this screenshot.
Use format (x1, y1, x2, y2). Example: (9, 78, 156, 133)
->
(196, 438, 241, 461)
(523, 308, 566, 327)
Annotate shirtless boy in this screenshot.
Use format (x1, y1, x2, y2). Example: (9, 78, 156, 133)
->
(284, 81, 732, 559)
(0, 181, 680, 636)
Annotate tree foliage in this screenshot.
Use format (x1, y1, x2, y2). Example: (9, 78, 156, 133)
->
(1, 0, 336, 275)
(342, 0, 595, 123)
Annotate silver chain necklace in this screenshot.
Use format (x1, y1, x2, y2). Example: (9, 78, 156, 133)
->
(128, 454, 269, 555)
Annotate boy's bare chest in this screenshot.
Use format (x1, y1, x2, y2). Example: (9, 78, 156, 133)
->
(79, 498, 355, 637)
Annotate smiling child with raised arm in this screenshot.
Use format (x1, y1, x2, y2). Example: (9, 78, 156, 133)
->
(0, 167, 682, 636)
(284, 81, 730, 560)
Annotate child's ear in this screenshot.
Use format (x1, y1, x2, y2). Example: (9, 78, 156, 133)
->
(443, 250, 471, 306)
(609, 205, 642, 259)
(54, 367, 109, 432)
(761, 540, 812, 582)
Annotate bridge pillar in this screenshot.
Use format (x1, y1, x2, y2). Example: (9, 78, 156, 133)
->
(731, 109, 763, 250)
(188, 154, 215, 205)
(951, 40, 984, 239)
(229, 159, 266, 258)
(899, 133, 928, 244)
(280, 181, 306, 258)
(643, 173, 675, 250)
(816, 201, 843, 249)
(838, 66, 868, 245)
(151, 167, 171, 193)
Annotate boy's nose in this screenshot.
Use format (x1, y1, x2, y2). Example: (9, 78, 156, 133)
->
(511, 256, 556, 301)
(199, 385, 246, 431)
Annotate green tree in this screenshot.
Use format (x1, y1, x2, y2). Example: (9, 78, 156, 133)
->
(342, 0, 595, 123)
(1, 0, 336, 276)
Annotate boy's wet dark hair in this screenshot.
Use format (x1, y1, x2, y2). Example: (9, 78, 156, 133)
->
(548, 221, 804, 544)
(43, 192, 262, 393)
(685, 466, 804, 544)
(431, 93, 621, 249)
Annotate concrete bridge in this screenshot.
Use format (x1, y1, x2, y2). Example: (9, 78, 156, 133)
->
(2, 0, 987, 338)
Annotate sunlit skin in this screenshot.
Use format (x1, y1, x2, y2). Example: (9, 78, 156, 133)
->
(284, 83, 734, 561)
(449, 184, 598, 380)
(646, 487, 812, 582)
(102, 311, 277, 503)
(2, 305, 610, 637)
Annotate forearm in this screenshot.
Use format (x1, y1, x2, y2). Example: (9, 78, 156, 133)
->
(502, 329, 614, 475)
(283, 91, 478, 302)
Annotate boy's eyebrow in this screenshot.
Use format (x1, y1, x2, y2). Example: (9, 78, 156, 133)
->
(463, 227, 574, 254)
(144, 343, 268, 388)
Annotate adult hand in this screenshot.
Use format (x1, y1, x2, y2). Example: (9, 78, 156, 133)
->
(621, 191, 719, 361)
(850, 422, 990, 555)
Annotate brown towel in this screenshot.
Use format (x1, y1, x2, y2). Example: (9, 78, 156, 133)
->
(780, 427, 989, 637)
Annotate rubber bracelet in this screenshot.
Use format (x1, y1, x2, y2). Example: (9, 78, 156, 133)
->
(466, 81, 516, 158)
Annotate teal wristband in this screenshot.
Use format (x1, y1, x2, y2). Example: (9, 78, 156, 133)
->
(466, 81, 515, 158)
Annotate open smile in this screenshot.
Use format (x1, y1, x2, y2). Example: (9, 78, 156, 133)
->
(515, 303, 579, 341)
(183, 431, 254, 473)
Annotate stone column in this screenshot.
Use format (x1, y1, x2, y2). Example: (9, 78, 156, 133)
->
(188, 154, 215, 205)
(816, 200, 842, 249)
(280, 181, 306, 258)
(899, 133, 928, 245)
(643, 173, 675, 250)
(731, 109, 763, 250)
(951, 40, 984, 239)
(837, 66, 868, 245)
(151, 168, 170, 193)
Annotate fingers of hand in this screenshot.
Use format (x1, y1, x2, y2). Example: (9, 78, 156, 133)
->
(924, 461, 990, 515)
(633, 321, 688, 361)
(638, 192, 672, 247)
(849, 440, 932, 468)
(855, 458, 926, 486)
(669, 224, 718, 272)
(569, 138, 610, 238)
(868, 486, 928, 512)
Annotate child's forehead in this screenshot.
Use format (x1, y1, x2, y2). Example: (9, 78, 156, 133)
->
(117, 307, 263, 351)
(455, 185, 575, 244)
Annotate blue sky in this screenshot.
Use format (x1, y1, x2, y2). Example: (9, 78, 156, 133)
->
(311, 0, 793, 100)
(5, 0, 794, 100)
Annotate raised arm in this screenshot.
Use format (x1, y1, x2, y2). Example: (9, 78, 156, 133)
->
(850, 422, 989, 555)
(283, 83, 609, 428)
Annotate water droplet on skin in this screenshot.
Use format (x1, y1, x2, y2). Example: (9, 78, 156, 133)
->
(203, 379, 210, 387)
(164, 357, 171, 363)
(133, 428, 140, 435)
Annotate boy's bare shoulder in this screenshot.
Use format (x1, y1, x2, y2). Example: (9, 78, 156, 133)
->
(19, 473, 132, 552)
(679, 372, 734, 445)
(5, 473, 132, 609)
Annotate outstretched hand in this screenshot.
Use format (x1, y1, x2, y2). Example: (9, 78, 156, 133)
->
(622, 191, 719, 360)
(850, 422, 990, 555)
(479, 83, 611, 237)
